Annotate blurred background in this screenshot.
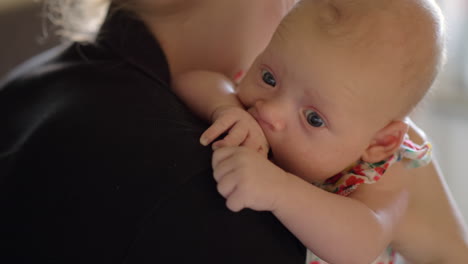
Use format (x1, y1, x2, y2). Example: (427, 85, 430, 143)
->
(1, 0, 467, 225)
(410, 0, 468, 225)
(0, 0, 59, 77)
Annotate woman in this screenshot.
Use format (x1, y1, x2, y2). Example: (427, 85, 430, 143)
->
(0, 1, 304, 263)
(0, 0, 466, 263)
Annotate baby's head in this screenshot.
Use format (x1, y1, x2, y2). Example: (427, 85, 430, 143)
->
(237, 0, 444, 183)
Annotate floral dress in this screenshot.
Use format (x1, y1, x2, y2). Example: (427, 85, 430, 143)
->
(306, 136, 432, 264)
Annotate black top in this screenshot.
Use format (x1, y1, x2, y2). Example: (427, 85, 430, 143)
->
(0, 9, 305, 264)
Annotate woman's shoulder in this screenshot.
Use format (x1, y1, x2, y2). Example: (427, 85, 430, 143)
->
(0, 42, 205, 161)
(0, 41, 181, 119)
(1, 42, 157, 98)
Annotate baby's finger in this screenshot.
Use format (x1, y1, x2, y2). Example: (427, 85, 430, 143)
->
(212, 125, 247, 149)
(212, 147, 237, 170)
(225, 189, 245, 212)
(216, 173, 238, 198)
(212, 153, 238, 182)
(200, 118, 234, 146)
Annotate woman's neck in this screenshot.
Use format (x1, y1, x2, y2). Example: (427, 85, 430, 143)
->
(139, 0, 296, 80)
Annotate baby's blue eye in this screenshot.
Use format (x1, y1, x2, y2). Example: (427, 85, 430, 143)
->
(262, 69, 276, 87)
(305, 110, 325, 127)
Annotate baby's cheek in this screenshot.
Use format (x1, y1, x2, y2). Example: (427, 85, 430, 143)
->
(236, 85, 253, 107)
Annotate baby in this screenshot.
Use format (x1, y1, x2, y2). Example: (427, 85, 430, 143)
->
(174, 0, 445, 263)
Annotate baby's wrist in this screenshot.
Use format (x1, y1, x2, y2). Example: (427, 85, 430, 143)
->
(270, 171, 297, 213)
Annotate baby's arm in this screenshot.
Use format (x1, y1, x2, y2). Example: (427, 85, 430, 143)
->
(212, 146, 408, 264)
(272, 167, 408, 264)
(173, 70, 241, 124)
(173, 71, 268, 154)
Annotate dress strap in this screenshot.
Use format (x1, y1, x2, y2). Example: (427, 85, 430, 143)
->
(316, 136, 432, 196)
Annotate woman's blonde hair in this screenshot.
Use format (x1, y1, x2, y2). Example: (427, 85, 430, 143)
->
(43, 0, 111, 42)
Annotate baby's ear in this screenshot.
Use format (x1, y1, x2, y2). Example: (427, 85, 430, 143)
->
(361, 121, 409, 163)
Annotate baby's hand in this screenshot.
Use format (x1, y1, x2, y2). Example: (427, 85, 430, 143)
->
(212, 146, 290, 212)
(200, 105, 269, 156)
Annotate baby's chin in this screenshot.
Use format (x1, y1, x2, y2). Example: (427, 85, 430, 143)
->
(267, 150, 290, 174)
(267, 150, 326, 184)
(267, 149, 288, 169)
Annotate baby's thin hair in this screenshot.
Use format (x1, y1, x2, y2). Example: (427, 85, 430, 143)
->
(42, 0, 110, 42)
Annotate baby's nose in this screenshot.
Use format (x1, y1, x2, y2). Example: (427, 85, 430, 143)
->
(254, 99, 286, 131)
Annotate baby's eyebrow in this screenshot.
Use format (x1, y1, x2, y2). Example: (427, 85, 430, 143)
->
(302, 82, 341, 117)
(302, 88, 326, 110)
(303, 82, 328, 105)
